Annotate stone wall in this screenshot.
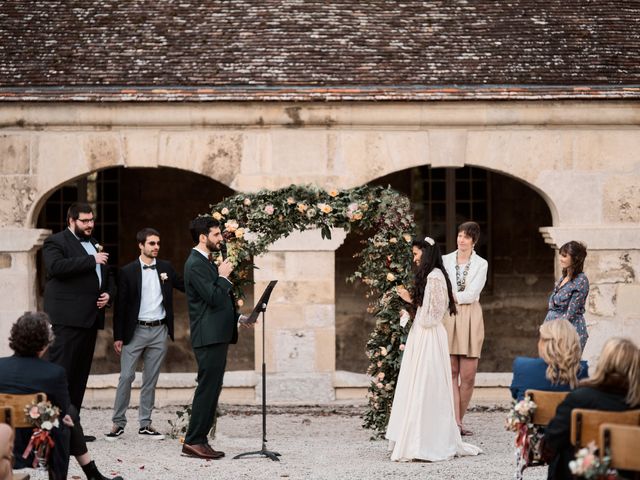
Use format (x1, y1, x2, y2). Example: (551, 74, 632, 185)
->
(0, 101, 639, 401)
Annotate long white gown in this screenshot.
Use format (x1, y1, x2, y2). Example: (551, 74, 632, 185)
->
(386, 269, 482, 462)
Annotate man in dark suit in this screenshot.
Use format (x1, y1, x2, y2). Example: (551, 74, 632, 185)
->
(43, 202, 115, 416)
(181, 216, 248, 459)
(0, 312, 122, 480)
(105, 227, 184, 441)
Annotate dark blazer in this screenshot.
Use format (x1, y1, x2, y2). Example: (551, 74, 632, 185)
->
(184, 249, 238, 348)
(43, 228, 116, 329)
(0, 355, 71, 474)
(510, 356, 589, 401)
(544, 383, 632, 480)
(114, 258, 185, 344)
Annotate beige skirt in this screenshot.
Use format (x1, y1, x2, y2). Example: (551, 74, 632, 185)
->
(443, 301, 484, 358)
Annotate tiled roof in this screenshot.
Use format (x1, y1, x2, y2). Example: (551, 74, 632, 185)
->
(1, 0, 639, 101)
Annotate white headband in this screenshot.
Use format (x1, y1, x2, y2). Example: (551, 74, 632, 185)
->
(424, 236, 435, 246)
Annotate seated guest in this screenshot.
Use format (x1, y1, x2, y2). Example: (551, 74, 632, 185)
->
(511, 319, 588, 401)
(543, 337, 640, 480)
(0, 312, 123, 480)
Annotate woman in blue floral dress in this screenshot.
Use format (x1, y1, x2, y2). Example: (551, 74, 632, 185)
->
(544, 241, 589, 351)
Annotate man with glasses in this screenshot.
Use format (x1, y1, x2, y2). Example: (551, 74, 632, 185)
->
(105, 227, 183, 441)
(43, 202, 115, 440)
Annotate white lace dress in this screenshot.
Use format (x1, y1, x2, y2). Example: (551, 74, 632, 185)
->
(386, 269, 482, 461)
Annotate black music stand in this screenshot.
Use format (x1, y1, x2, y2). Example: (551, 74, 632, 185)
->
(233, 280, 281, 462)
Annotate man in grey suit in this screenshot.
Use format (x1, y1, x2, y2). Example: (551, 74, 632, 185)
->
(106, 227, 184, 441)
(181, 216, 249, 460)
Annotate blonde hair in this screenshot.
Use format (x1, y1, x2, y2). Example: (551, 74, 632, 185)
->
(539, 319, 582, 389)
(584, 337, 640, 407)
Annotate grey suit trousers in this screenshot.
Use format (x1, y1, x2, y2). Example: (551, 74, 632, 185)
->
(112, 323, 168, 428)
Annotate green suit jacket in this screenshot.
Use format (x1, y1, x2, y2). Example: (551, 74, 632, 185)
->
(184, 249, 239, 348)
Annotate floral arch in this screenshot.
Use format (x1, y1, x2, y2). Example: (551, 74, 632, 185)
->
(209, 184, 415, 435)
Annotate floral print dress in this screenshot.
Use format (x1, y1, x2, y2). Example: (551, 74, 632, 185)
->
(544, 272, 590, 350)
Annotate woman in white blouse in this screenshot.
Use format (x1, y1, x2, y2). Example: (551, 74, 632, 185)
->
(442, 221, 488, 436)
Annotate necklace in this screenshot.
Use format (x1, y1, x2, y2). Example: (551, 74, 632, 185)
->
(455, 251, 472, 291)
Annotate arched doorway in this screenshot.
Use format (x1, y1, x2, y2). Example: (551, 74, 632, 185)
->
(35, 166, 254, 374)
(335, 165, 554, 373)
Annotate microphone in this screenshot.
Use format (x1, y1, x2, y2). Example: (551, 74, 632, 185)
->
(219, 242, 227, 260)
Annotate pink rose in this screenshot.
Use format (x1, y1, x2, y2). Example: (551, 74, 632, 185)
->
(29, 406, 40, 419)
(264, 205, 275, 215)
(399, 344, 405, 351)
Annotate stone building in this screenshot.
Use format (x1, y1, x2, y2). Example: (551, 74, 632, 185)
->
(0, 1, 638, 404)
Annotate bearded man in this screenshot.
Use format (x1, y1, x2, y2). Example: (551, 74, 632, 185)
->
(43, 202, 115, 421)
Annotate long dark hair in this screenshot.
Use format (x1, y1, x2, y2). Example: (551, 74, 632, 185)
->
(559, 240, 587, 280)
(411, 238, 457, 316)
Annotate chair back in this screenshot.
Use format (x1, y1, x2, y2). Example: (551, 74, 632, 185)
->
(525, 389, 569, 426)
(0, 392, 47, 428)
(0, 405, 13, 426)
(600, 423, 640, 472)
(570, 408, 640, 449)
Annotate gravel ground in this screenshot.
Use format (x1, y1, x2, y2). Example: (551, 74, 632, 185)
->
(22, 405, 548, 480)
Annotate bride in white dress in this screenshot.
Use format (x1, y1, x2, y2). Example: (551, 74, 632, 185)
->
(386, 236, 482, 462)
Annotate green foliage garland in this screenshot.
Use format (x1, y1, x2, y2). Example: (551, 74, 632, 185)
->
(209, 184, 416, 436)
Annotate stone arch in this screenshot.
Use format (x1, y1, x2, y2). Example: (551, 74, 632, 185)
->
(26, 129, 240, 228)
(353, 159, 559, 228)
(31, 165, 255, 375)
(336, 163, 555, 377)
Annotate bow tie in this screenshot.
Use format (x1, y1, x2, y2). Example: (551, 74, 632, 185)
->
(143, 264, 156, 270)
(208, 253, 215, 263)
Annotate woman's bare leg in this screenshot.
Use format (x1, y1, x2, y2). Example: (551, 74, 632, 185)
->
(450, 355, 462, 426)
(459, 356, 479, 426)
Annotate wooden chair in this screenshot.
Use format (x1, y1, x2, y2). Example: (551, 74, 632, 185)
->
(0, 392, 47, 429)
(600, 423, 640, 474)
(570, 408, 640, 449)
(525, 389, 569, 426)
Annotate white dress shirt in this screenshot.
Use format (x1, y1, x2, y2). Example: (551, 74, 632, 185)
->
(442, 250, 488, 304)
(138, 258, 166, 321)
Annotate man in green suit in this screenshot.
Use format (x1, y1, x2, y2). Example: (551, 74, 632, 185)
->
(181, 216, 245, 459)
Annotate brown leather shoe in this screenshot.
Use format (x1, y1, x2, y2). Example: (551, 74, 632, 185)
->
(204, 444, 225, 458)
(182, 443, 220, 459)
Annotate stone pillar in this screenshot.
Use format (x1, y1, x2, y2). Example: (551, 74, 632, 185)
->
(253, 228, 346, 403)
(0, 228, 50, 356)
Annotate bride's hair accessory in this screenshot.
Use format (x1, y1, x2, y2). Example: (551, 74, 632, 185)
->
(424, 236, 435, 246)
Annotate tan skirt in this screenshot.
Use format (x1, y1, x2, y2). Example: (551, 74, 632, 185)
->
(443, 301, 484, 358)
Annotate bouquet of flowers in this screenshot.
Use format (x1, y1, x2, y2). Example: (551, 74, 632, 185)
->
(569, 441, 617, 479)
(505, 395, 542, 480)
(22, 399, 61, 469)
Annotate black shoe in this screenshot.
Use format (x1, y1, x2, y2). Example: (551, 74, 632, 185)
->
(105, 425, 125, 441)
(83, 434, 96, 442)
(138, 424, 164, 440)
(82, 460, 124, 480)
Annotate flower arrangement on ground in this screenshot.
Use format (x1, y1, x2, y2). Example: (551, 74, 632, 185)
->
(569, 441, 617, 479)
(22, 399, 60, 469)
(505, 395, 542, 479)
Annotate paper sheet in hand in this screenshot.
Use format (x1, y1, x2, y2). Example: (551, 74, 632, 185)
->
(240, 280, 278, 324)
